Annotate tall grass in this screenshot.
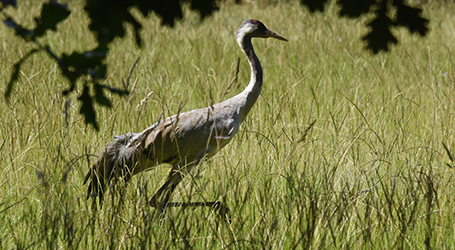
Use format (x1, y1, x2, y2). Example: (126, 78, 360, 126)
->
(2, 0, 455, 248)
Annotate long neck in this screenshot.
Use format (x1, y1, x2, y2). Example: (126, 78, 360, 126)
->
(237, 35, 263, 121)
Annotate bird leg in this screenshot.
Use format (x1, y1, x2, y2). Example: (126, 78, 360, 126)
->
(149, 168, 230, 221)
(151, 199, 231, 221)
(149, 167, 184, 207)
(163, 201, 230, 220)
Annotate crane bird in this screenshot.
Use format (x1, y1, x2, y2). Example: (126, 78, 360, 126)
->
(84, 19, 288, 217)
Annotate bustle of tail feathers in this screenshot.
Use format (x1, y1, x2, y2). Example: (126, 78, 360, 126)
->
(83, 132, 139, 206)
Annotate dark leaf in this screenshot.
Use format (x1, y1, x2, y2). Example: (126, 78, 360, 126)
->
(49, 0, 68, 8)
(62, 87, 74, 96)
(61, 49, 107, 79)
(339, 0, 375, 18)
(1, 0, 16, 8)
(189, 0, 219, 19)
(4, 62, 21, 99)
(61, 50, 106, 69)
(59, 67, 78, 95)
(45, 48, 79, 95)
(33, 1, 71, 38)
(46, 47, 108, 95)
(94, 83, 112, 107)
(110, 5, 143, 47)
(394, 3, 428, 36)
(78, 85, 99, 131)
(4, 18, 33, 39)
(4, 49, 39, 99)
(135, 0, 220, 26)
(103, 85, 129, 97)
(362, 6, 397, 53)
(92, 64, 107, 80)
(300, 0, 328, 12)
(84, 0, 133, 48)
(129, 16, 143, 47)
(138, 0, 182, 26)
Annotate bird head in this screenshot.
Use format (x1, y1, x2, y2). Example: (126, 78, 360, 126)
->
(237, 19, 288, 42)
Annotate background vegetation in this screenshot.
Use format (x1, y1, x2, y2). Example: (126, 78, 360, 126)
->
(2, 0, 455, 248)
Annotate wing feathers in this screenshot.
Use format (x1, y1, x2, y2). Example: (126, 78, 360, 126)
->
(85, 105, 240, 205)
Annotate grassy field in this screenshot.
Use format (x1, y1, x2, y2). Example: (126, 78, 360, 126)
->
(2, 0, 455, 248)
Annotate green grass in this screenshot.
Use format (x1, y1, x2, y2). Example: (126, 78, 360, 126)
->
(2, 0, 455, 248)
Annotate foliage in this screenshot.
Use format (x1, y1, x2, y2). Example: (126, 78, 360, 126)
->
(0, 0, 217, 130)
(301, 0, 428, 53)
(1, 0, 428, 130)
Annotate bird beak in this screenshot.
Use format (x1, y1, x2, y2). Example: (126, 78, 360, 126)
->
(264, 29, 288, 41)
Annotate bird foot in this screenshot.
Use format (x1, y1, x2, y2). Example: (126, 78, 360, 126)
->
(149, 200, 231, 222)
